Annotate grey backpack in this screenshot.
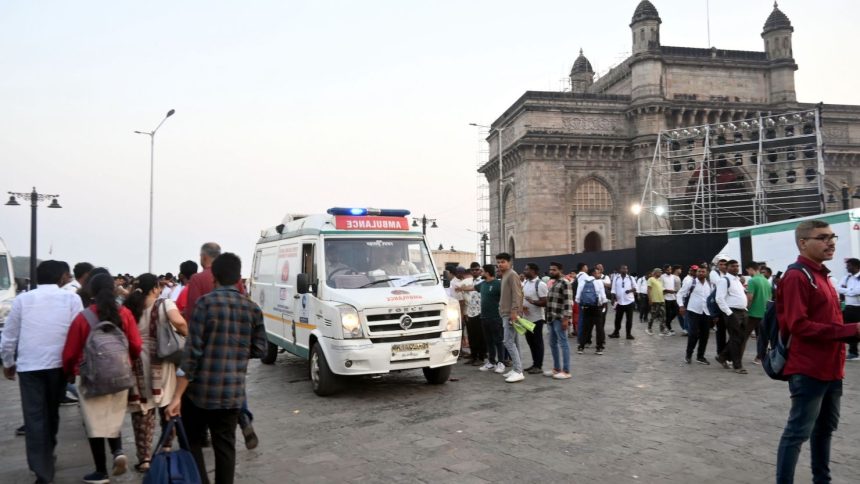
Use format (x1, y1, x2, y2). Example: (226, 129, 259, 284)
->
(79, 309, 135, 398)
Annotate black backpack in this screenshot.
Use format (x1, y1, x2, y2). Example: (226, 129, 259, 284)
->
(762, 263, 816, 381)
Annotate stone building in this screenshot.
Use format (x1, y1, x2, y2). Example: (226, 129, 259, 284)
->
(479, 1, 860, 258)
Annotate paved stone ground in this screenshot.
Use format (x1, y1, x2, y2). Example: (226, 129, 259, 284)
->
(1, 314, 859, 483)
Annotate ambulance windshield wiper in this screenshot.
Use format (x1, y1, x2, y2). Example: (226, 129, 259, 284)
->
(358, 278, 399, 288)
(402, 277, 436, 286)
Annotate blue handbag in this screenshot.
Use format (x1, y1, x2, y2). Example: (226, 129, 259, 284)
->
(144, 417, 203, 484)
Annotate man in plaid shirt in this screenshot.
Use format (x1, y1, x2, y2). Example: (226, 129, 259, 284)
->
(167, 253, 266, 484)
(544, 262, 573, 379)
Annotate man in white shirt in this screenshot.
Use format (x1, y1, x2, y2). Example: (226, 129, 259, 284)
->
(1, 260, 84, 484)
(836, 257, 860, 360)
(636, 273, 650, 324)
(678, 265, 712, 364)
(710, 257, 729, 355)
(575, 267, 608, 355)
(459, 263, 487, 366)
(660, 265, 680, 336)
(449, 267, 474, 357)
(714, 259, 749, 374)
(522, 263, 548, 374)
(574, 263, 589, 341)
(61, 261, 93, 294)
(609, 265, 636, 340)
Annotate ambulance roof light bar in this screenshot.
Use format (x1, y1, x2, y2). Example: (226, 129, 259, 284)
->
(327, 207, 411, 217)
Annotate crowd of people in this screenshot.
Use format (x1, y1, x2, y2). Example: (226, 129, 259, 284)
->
(0, 242, 265, 484)
(448, 219, 859, 483)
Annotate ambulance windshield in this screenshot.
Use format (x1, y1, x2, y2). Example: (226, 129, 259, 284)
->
(324, 238, 438, 289)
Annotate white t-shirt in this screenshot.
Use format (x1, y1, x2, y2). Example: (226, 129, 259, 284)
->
(660, 273, 678, 301)
(450, 276, 472, 301)
(522, 277, 548, 321)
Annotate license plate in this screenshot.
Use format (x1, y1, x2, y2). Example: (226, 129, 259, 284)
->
(391, 342, 429, 361)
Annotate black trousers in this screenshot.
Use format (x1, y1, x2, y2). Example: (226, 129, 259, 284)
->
(714, 312, 727, 355)
(18, 368, 66, 483)
(664, 300, 679, 331)
(638, 294, 650, 322)
(685, 311, 711, 359)
(481, 317, 504, 364)
(719, 309, 748, 369)
(845, 305, 860, 356)
(613, 303, 634, 335)
(581, 306, 606, 349)
(88, 436, 123, 474)
(464, 315, 487, 361)
(183, 395, 240, 484)
(524, 320, 545, 368)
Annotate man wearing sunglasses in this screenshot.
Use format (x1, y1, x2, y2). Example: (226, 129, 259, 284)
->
(775, 221, 860, 484)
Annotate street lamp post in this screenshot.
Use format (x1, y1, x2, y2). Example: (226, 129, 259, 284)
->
(135, 109, 176, 273)
(5, 188, 62, 290)
(411, 215, 438, 235)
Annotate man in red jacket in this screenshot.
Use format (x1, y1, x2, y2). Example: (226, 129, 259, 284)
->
(775, 220, 860, 483)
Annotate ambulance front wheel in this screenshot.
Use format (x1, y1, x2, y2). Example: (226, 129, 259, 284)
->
(260, 341, 278, 365)
(310, 343, 342, 396)
(422, 365, 452, 385)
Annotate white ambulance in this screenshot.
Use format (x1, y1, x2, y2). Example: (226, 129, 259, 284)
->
(0, 237, 16, 332)
(249, 208, 462, 396)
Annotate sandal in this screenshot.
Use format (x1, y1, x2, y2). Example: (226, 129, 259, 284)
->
(134, 460, 150, 473)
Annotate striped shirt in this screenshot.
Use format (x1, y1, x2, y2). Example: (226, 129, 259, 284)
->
(180, 286, 266, 410)
(546, 277, 573, 321)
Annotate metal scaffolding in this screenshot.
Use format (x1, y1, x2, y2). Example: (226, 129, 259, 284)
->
(475, 126, 491, 263)
(637, 107, 826, 235)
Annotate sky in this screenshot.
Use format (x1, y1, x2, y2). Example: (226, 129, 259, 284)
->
(1, 0, 858, 277)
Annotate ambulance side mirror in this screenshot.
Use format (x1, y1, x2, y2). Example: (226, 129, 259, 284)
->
(297, 273, 310, 295)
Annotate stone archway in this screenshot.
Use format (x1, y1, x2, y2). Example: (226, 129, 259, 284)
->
(583, 231, 602, 252)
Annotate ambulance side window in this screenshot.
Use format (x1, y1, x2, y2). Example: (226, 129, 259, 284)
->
(302, 243, 316, 294)
(257, 247, 277, 283)
(252, 250, 262, 280)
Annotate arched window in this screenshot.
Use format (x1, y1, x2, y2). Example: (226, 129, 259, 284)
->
(573, 178, 613, 211)
(503, 188, 517, 221)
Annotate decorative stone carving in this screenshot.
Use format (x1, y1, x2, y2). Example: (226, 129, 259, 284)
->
(821, 125, 849, 143)
(561, 116, 624, 135)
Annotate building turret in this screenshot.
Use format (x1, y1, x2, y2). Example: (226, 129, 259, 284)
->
(761, 2, 797, 103)
(630, 0, 661, 55)
(570, 49, 594, 93)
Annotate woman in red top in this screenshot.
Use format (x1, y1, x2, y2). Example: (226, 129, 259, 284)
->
(62, 273, 142, 484)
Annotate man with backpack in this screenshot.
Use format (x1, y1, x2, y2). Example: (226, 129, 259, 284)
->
(775, 220, 860, 483)
(575, 267, 608, 355)
(714, 260, 749, 374)
(677, 266, 712, 365)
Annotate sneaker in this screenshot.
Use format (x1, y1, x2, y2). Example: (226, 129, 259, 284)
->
(626, 335, 635, 340)
(503, 370, 514, 378)
(543, 369, 558, 377)
(595, 348, 604, 355)
(494, 362, 506, 374)
(659, 332, 670, 337)
(608, 333, 620, 339)
(645, 329, 654, 336)
(552, 372, 572, 380)
(479, 362, 495, 371)
(15, 425, 25, 437)
(60, 392, 79, 406)
(715, 355, 730, 369)
(847, 354, 860, 361)
(752, 357, 762, 365)
(684, 357, 691, 364)
(526, 367, 543, 375)
(576, 346, 584, 354)
(112, 453, 127, 476)
(505, 371, 525, 383)
(82, 471, 110, 484)
(668, 330, 677, 336)
(681, 330, 688, 336)
(696, 357, 711, 365)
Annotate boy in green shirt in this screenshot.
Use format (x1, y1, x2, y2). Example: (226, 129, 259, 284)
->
(745, 261, 773, 364)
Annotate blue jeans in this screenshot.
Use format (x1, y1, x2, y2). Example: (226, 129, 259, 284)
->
(576, 308, 586, 346)
(776, 374, 842, 484)
(548, 319, 570, 373)
(501, 316, 523, 373)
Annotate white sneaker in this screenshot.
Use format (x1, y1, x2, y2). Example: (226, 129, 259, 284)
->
(479, 361, 494, 371)
(503, 370, 514, 378)
(494, 362, 506, 374)
(505, 371, 525, 383)
(543, 369, 557, 377)
(645, 329, 654, 336)
(552, 372, 571, 380)
(668, 330, 677, 336)
(681, 330, 688, 336)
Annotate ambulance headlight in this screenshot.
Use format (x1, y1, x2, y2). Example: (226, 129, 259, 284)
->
(445, 300, 461, 332)
(339, 306, 362, 339)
